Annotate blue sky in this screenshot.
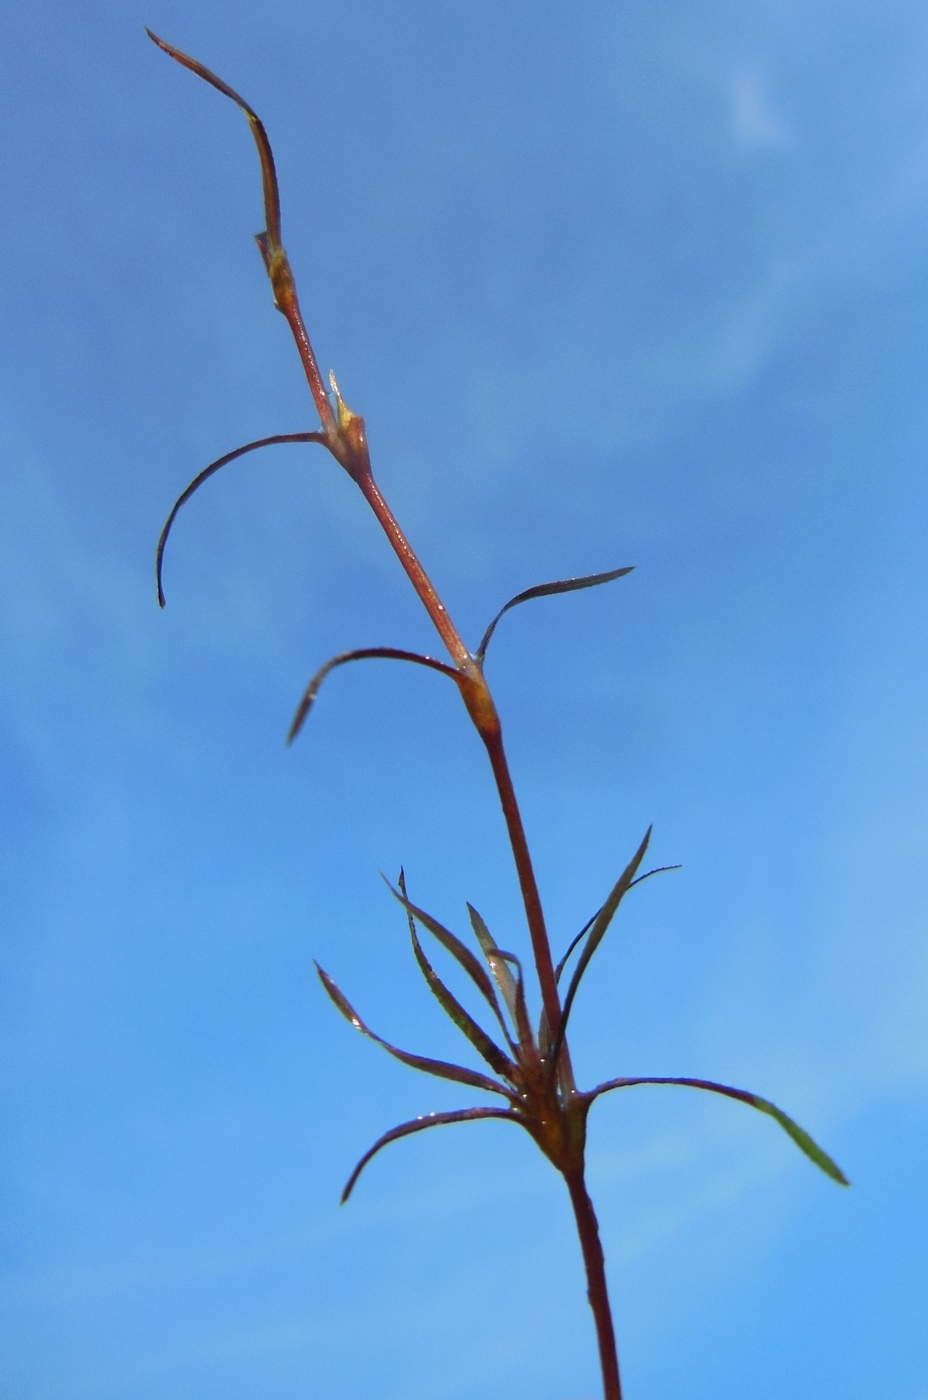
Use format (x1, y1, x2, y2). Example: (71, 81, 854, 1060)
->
(2, 2, 927, 1397)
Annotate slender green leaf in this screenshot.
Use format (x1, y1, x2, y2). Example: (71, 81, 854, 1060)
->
(386, 882, 510, 1038)
(551, 828, 652, 1064)
(155, 433, 325, 607)
(464, 923, 534, 1053)
(489, 948, 534, 1050)
(289, 648, 461, 743)
(408, 926, 517, 1081)
(315, 963, 512, 1099)
(467, 904, 518, 1020)
(554, 865, 680, 984)
(475, 565, 634, 662)
(588, 1076, 849, 1186)
(341, 1107, 520, 1203)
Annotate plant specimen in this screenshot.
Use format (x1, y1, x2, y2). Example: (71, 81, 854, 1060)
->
(148, 31, 849, 1400)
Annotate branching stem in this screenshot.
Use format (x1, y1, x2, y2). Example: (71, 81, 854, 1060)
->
(149, 34, 619, 1395)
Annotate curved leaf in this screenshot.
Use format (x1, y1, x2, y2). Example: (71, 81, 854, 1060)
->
(341, 1107, 520, 1203)
(289, 648, 461, 743)
(315, 963, 512, 1099)
(385, 882, 510, 1040)
(147, 33, 336, 434)
(156, 432, 326, 606)
(408, 926, 517, 1080)
(551, 827, 652, 1065)
(147, 30, 283, 250)
(554, 864, 681, 984)
(630, 864, 682, 888)
(588, 1076, 849, 1186)
(554, 909, 599, 985)
(475, 565, 634, 662)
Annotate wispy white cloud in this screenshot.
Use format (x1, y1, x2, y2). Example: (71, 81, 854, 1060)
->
(731, 71, 790, 150)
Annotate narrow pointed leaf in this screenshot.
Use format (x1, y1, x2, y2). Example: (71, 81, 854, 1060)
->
(289, 648, 461, 743)
(488, 948, 534, 1050)
(476, 565, 634, 662)
(630, 864, 682, 888)
(467, 904, 519, 1021)
(315, 963, 512, 1099)
(147, 30, 283, 249)
(408, 926, 517, 1080)
(156, 432, 326, 606)
(588, 1076, 849, 1186)
(554, 865, 681, 984)
(341, 1107, 520, 1203)
(465, 916, 535, 1051)
(551, 827, 652, 1064)
(554, 909, 599, 985)
(385, 883, 510, 1039)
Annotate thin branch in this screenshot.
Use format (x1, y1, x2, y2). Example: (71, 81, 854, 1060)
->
(480, 727, 569, 1085)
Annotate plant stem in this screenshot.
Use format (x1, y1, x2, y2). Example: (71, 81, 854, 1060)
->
(267, 233, 566, 1036)
(273, 211, 599, 1364)
(353, 467, 570, 1071)
(354, 472, 474, 673)
(270, 266, 337, 436)
(153, 35, 622, 1394)
(480, 723, 571, 1080)
(564, 1166, 623, 1400)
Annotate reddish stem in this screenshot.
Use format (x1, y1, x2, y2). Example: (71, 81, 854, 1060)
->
(152, 35, 619, 1400)
(267, 258, 337, 437)
(480, 723, 569, 1075)
(354, 472, 474, 673)
(352, 468, 569, 1067)
(565, 1167, 623, 1400)
(354, 471, 568, 1058)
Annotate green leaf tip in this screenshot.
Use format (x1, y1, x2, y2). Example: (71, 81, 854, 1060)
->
(588, 1075, 849, 1186)
(749, 1093, 850, 1186)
